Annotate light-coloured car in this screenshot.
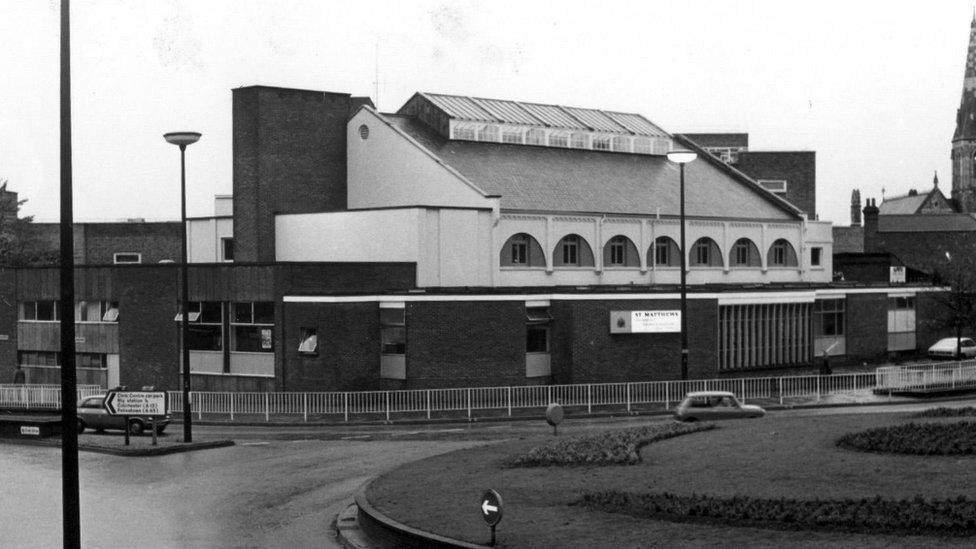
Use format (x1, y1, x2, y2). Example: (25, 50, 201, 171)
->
(674, 391, 765, 422)
(927, 337, 976, 360)
(76, 395, 170, 435)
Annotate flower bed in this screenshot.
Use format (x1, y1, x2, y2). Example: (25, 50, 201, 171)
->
(914, 406, 976, 418)
(837, 421, 976, 455)
(507, 422, 715, 467)
(577, 492, 976, 536)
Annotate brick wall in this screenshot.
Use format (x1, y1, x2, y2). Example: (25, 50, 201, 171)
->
(844, 293, 888, 360)
(736, 151, 816, 218)
(0, 269, 18, 382)
(554, 299, 720, 383)
(117, 266, 181, 390)
(233, 86, 354, 262)
(865, 229, 976, 274)
(26, 222, 181, 265)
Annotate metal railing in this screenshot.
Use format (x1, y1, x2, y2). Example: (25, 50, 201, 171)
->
(876, 360, 976, 392)
(162, 372, 880, 422)
(0, 384, 102, 409)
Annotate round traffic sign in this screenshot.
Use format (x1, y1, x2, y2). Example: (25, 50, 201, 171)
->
(480, 489, 503, 527)
(545, 402, 564, 427)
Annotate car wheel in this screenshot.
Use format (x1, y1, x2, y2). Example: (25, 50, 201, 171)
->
(77, 420, 85, 434)
(128, 419, 144, 436)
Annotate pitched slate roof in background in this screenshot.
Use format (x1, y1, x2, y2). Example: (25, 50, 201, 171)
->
(384, 114, 798, 220)
(878, 194, 927, 215)
(877, 214, 976, 232)
(419, 93, 669, 137)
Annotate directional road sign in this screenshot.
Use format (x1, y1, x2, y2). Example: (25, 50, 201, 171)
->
(481, 489, 503, 527)
(104, 390, 167, 416)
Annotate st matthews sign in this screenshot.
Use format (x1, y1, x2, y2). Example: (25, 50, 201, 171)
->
(609, 310, 681, 334)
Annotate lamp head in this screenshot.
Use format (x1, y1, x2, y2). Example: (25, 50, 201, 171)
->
(666, 150, 697, 164)
(163, 132, 202, 147)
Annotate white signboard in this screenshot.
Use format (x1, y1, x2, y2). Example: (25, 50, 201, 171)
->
(610, 310, 681, 334)
(890, 266, 906, 284)
(104, 391, 167, 416)
(20, 425, 40, 436)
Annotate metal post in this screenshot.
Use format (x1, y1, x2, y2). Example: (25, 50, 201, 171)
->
(507, 386, 512, 416)
(626, 383, 631, 412)
(385, 392, 391, 422)
(59, 2, 81, 546)
(303, 393, 308, 423)
(230, 394, 234, 421)
(587, 384, 592, 414)
(665, 381, 670, 410)
(679, 162, 689, 381)
(426, 390, 431, 420)
(178, 143, 193, 443)
(466, 388, 471, 419)
(816, 376, 821, 402)
(778, 377, 783, 406)
(264, 392, 269, 422)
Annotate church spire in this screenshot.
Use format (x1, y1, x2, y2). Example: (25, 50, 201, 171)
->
(934, 170, 939, 188)
(951, 12, 976, 213)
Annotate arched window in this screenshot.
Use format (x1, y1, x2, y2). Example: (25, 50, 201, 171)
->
(651, 236, 680, 267)
(603, 235, 639, 267)
(525, 128, 546, 146)
(731, 238, 761, 267)
(769, 239, 798, 267)
(553, 234, 595, 267)
(691, 237, 723, 267)
(500, 233, 545, 267)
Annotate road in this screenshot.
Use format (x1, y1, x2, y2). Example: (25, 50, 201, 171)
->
(2, 397, 974, 548)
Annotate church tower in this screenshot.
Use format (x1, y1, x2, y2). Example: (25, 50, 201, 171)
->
(952, 13, 976, 212)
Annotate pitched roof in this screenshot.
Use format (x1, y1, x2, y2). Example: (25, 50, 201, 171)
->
(877, 214, 976, 232)
(879, 194, 927, 215)
(417, 93, 669, 137)
(383, 114, 801, 220)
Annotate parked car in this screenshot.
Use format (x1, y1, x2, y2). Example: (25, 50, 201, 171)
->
(927, 337, 976, 360)
(674, 391, 765, 422)
(76, 395, 171, 435)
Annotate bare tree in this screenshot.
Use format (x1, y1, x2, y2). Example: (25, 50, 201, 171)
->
(0, 180, 58, 267)
(931, 253, 976, 357)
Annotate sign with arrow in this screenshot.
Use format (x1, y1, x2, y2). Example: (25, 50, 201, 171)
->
(103, 390, 167, 416)
(480, 489, 503, 546)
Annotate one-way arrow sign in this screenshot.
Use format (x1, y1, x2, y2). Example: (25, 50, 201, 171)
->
(480, 489, 503, 527)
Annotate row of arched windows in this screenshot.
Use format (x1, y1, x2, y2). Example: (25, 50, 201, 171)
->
(500, 233, 799, 268)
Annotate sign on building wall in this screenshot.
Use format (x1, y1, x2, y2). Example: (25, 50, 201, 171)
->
(609, 310, 681, 334)
(890, 266, 906, 284)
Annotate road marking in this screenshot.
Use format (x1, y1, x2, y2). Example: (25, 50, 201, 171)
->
(340, 435, 372, 440)
(241, 442, 270, 446)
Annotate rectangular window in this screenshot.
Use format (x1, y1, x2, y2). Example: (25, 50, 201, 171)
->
(380, 307, 406, 355)
(501, 129, 522, 144)
(633, 138, 653, 154)
(592, 135, 611, 151)
(610, 240, 625, 265)
(695, 243, 710, 265)
(563, 237, 579, 265)
(221, 238, 234, 262)
(655, 241, 670, 266)
(758, 180, 788, 194)
(570, 133, 588, 149)
(734, 243, 748, 265)
(18, 351, 106, 368)
(511, 241, 527, 264)
(20, 301, 60, 321)
(526, 306, 552, 353)
(298, 327, 318, 354)
(113, 252, 142, 264)
(177, 301, 223, 351)
(815, 299, 845, 337)
(75, 301, 119, 323)
(811, 247, 822, 266)
(231, 301, 274, 353)
(548, 133, 569, 148)
(452, 125, 476, 140)
(525, 129, 545, 146)
(772, 244, 786, 265)
(611, 136, 630, 152)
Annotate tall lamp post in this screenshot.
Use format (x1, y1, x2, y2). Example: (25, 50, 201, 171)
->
(666, 149, 697, 380)
(164, 131, 201, 442)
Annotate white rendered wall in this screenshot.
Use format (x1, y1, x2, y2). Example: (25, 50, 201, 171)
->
(187, 217, 233, 263)
(275, 208, 493, 287)
(347, 108, 498, 211)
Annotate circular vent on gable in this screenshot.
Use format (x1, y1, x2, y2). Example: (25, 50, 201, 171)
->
(359, 124, 370, 140)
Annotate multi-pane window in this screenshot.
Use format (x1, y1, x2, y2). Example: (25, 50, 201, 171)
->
(231, 302, 274, 352)
(526, 307, 552, 353)
(633, 138, 653, 154)
(612, 136, 630, 152)
(769, 239, 798, 267)
(452, 125, 477, 140)
(694, 241, 710, 265)
(609, 237, 626, 265)
(298, 327, 318, 354)
(691, 238, 722, 267)
(113, 253, 142, 264)
(562, 236, 579, 265)
(731, 239, 759, 267)
(570, 133, 588, 149)
(815, 299, 845, 336)
(734, 242, 749, 265)
(592, 135, 611, 151)
(20, 301, 60, 321)
(75, 301, 119, 322)
(549, 133, 569, 148)
(511, 236, 528, 264)
(525, 129, 545, 145)
(501, 129, 522, 144)
(380, 307, 406, 355)
(177, 301, 223, 351)
(654, 237, 678, 267)
(478, 125, 499, 142)
(18, 351, 106, 368)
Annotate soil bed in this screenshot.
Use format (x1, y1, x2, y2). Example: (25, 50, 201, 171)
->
(367, 412, 976, 548)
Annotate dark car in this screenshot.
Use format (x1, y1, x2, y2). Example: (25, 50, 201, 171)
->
(77, 395, 170, 435)
(673, 391, 765, 422)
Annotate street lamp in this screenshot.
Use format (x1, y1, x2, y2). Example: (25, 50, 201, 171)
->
(666, 149, 697, 380)
(164, 131, 201, 443)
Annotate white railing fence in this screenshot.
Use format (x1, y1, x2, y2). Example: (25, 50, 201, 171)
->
(161, 372, 880, 422)
(0, 384, 102, 409)
(876, 360, 976, 391)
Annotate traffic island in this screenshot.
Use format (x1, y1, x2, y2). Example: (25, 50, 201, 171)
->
(2, 428, 234, 456)
(361, 412, 976, 547)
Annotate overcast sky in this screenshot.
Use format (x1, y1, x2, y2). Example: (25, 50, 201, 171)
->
(2, 1, 972, 225)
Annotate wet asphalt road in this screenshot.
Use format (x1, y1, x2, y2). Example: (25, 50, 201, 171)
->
(3, 397, 976, 548)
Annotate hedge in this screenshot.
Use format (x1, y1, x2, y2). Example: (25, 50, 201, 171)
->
(837, 421, 976, 455)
